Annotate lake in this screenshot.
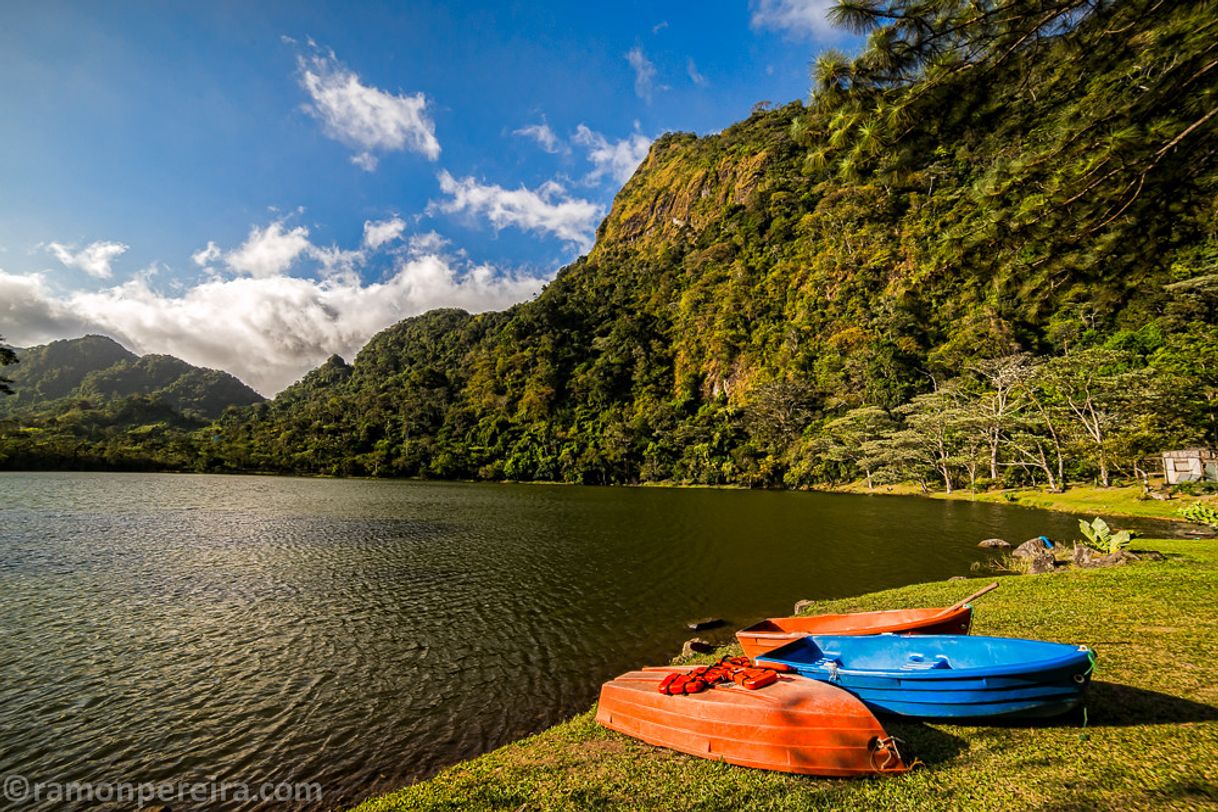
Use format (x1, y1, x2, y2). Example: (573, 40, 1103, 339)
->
(0, 472, 1181, 809)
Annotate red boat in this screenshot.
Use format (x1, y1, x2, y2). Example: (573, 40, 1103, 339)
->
(595, 666, 908, 777)
(737, 605, 973, 660)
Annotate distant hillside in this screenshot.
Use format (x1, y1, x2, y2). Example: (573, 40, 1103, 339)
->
(1, 335, 262, 420)
(6, 334, 136, 402)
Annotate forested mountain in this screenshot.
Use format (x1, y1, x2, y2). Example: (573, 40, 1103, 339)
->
(4, 0, 1217, 487)
(3, 335, 137, 403)
(0, 336, 262, 469)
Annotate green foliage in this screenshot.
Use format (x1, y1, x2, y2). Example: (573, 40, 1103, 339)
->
(1, 334, 134, 406)
(1077, 516, 1132, 554)
(1179, 502, 1218, 529)
(3, 1, 1217, 484)
(0, 336, 263, 470)
(0, 335, 16, 396)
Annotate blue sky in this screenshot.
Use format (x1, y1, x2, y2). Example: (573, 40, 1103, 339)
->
(0, 0, 852, 393)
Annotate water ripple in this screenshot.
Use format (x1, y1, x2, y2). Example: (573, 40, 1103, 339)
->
(0, 472, 1183, 810)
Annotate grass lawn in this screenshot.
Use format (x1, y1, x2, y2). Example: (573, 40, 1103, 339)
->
(824, 481, 1218, 524)
(937, 485, 1218, 523)
(354, 538, 1218, 811)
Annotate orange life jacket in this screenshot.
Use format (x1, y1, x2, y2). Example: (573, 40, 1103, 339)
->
(658, 655, 781, 695)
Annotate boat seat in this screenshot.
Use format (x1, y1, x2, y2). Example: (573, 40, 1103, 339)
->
(900, 654, 951, 671)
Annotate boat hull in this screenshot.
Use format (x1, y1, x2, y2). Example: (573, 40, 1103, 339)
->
(757, 634, 1094, 720)
(737, 606, 973, 660)
(595, 667, 908, 776)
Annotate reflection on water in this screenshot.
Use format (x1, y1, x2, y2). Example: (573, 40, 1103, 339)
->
(0, 472, 1180, 809)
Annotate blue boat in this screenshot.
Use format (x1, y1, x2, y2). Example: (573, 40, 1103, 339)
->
(756, 634, 1095, 719)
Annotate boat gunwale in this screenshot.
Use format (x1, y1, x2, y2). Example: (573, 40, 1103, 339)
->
(738, 605, 973, 638)
(757, 634, 1093, 681)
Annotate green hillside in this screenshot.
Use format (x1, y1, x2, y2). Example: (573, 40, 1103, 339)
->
(4, 335, 137, 403)
(5, 0, 1218, 485)
(0, 335, 263, 470)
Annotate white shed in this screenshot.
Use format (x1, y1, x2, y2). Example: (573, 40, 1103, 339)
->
(1162, 448, 1218, 484)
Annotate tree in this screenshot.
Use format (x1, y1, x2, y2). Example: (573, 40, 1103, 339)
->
(1151, 322, 1218, 446)
(743, 380, 817, 450)
(891, 387, 969, 493)
(1036, 349, 1159, 487)
(810, 405, 895, 489)
(1003, 403, 1067, 492)
(808, 0, 1107, 178)
(966, 354, 1035, 481)
(0, 336, 17, 396)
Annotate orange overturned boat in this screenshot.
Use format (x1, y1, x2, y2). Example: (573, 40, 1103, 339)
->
(595, 664, 908, 777)
(736, 583, 995, 660)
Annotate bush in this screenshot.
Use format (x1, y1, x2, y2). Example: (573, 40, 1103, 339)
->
(1178, 502, 1218, 529)
(1078, 517, 1133, 554)
(1174, 480, 1218, 496)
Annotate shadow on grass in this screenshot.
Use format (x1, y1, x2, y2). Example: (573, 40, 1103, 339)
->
(877, 681, 1218, 734)
(959, 681, 1218, 729)
(1037, 779, 1218, 811)
(1081, 680, 1218, 727)
(882, 720, 968, 766)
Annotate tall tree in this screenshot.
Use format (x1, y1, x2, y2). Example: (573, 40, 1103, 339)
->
(1036, 349, 1153, 486)
(891, 387, 969, 493)
(810, 405, 896, 489)
(966, 354, 1036, 480)
(0, 336, 17, 396)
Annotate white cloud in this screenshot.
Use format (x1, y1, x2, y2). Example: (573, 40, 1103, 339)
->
(192, 241, 221, 267)
(408, 230, 450, 256)
(225, 222, 313, 278)
(350, 152, 380, 171)
(626, 47, 659, 103)
(573, 125, 652, 186)
(749, 0, 837, 39)
(309, 244, 365, 280)
(513, 121, 564, 154)
(46, 240, 128, 279)
(433, 171, 603, 252)
(687, 57, 707, 86)
(362, 216, 407, 249)
(297, 46, 440, 169)
(0, 255, 545, 395)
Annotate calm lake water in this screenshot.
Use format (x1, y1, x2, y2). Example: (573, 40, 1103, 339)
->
(0, 472, 1182, 809)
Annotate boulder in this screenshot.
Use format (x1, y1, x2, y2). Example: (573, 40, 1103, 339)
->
(793, 599, 816, 615)
(1012, 538, 1052, 559)
(1094, 550, 1140, 568)
(978, 538, 1011, 548)
(1136, 549, 1167, 561)
(680, 638, 715, 658)
(1025, 555, 1057, 575)
(1072, 544, 1097, 568)
(1012, 537, 1055, 574)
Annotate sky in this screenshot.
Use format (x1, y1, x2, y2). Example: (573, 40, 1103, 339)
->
(0, 0, 855, 395)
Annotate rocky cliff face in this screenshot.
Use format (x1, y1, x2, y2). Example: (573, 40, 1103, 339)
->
(592, 120, 789, 253)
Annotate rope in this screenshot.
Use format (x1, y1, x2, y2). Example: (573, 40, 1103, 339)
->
(870, 736, 912, 772)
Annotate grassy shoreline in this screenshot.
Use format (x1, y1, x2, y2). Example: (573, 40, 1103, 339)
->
(815, 481, 1218, 525)
(354, 536, 1218, 811)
